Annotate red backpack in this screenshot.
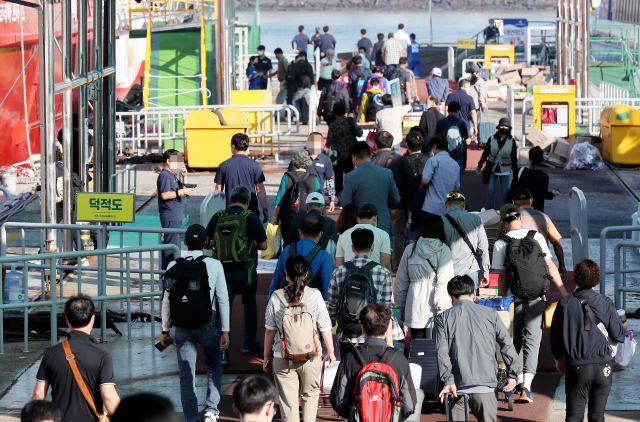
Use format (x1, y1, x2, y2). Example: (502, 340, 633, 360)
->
(351, 346, 403, 422)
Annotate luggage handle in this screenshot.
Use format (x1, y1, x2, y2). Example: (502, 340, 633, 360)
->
(444, 393, 469, 422)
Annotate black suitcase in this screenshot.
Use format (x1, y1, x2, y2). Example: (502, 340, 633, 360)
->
(444, 393, 469, 421)
(408, 339, 439, 395)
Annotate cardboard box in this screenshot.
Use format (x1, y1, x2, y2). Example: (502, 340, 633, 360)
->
(479, 288, 499, 296)
(520, 66, 541, 76)
(547, 152, 565, 165)
(505, 63, 525, 73)
(498, 303, 515, 337)
(554, 138, 572, 158)
(525, 72, 546, 89)
(527, 127, 557, 151)
(518, 148, 531, 166)
(487, 84, 502, 98)
(497, 71, 522, 84)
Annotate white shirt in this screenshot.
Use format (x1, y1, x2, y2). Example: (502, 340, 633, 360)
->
(161, 250, 230, 332)
(375, 104, 413, 146)
(336, 223, 391, 264)
(394, 30, 411, 50)
(491, 228, 552, 270)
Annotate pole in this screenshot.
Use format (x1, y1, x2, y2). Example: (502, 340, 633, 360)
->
(42, 0, 57, 252)
(429, 0, 433, 45)
(583, 0, 590, 98)
(78, 0, 88, 191)
(103, 0, 117, 192)
(62, 0, 73, 253)
(93, 0, 103, 194)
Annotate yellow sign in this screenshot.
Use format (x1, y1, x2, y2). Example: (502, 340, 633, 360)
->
(457, 39, 476, 50)
(76, 193, 135, 223)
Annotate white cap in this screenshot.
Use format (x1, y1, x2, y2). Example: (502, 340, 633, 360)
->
(431, 67, 442, 76)
(305, 192, 325, 205)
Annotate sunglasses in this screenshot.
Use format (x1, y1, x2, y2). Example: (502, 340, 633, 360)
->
(447, 192, 465, 200)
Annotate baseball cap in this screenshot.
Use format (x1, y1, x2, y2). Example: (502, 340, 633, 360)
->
(305, 192, 325, 205)
(358, 203, 378, 216)
(431, 67, 442, 76)
(470, 64, 480, 73)
(499, 204, 521, 220)
(446, 190, 466, 201)
(185, 224, 207, 248)
(512, 187, 532, 201)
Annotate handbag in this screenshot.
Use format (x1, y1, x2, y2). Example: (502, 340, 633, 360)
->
(62, 340, 111, 422)
(481, 161, 493, 184)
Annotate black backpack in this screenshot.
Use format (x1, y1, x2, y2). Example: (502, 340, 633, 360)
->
(281, 172, 316, 224)
(324, 85, 344, 117)
(163, 256, 212, 328)
(405, 153, 429, 204)
(365, 91, 385, 121)
(337, 261, 378, 336)
(287, 241, 323, 291)
(499, 230, 552, 301)
(296, 62, 314, 89)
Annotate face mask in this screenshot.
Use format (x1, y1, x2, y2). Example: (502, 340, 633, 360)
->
(257, 50, 264, 55)
(499, 128, 510, 135)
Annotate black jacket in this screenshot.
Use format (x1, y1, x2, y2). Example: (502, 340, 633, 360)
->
(286, 209, 337, 249)
(371, 150, 414, 209)
(550, 288, 626, 365)
(418, 107, 445, 149)
(330, 337, 417, 420)
(505, 167, 554, 212)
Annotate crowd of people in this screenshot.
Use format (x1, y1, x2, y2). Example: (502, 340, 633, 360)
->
(20, 22, 630, 422)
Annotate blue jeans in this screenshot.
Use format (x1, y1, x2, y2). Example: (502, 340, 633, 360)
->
(292, 88, 310, 124)
(487, 172, 510, 210)
(226, 275, 258, 349)
(468, 271, 479, 290)
(455, 155, 466, 175)
(408, 59, 421, 78)
(160, 219, 182, 270)
(174, 315, 222, 422)
(392, 143, 401, 154)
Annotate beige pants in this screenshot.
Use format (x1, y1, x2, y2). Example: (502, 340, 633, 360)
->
(272, 356, 323, 422)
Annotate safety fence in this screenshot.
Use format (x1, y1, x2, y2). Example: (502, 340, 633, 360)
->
(600, 81, 630, 99)
(109, 164, 137, 195)
(200, 191, 225, 227)
(0, 244, 180, 353)
(115, 104, 300, 160)
(599, 226, 640, 311)
(119, 0, 218, 32)
(569, 188, 588, 265)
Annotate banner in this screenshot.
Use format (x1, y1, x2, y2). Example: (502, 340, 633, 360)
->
(76, 193, 136, 223)
(502, 19, 528, 51)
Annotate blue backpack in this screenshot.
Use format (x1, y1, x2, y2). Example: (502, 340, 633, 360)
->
(446, 124, 463, 159)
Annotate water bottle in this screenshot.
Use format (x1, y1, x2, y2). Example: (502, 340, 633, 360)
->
(4, 265, 24, 304)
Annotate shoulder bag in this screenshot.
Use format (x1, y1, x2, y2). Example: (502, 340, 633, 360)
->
(573, 292, 618, 357)
(444, 214, 484, 263)
(62, 339, 111, 421)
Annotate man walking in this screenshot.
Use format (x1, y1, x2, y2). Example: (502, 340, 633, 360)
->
(215, 133, 269, 220)
(317, 69, 349, 126)
(426, 68, 449, 106)
(436, 101, 471, 174)
(357, 29, 373, 61)
(319, 26, 336, 57)
(372, 33, 385, 67)
(348, 56, 372, 111)
(446, 79, 478, 141)
(157, 149, 193, 269)
(206, 186, 267, 366)
(290, 53, 314, 125)
(435, 275, 519, 422)
(511, 187, 567, 277)
(492, 204, 568, 403)
(418, 95, 445, 146)
(394, 24, 411, 55)
(442, 190, 490, 288)
(342, 141, 400, 235)
(371, 131, 414, 270)
(311, 27, 322, 53)
(382, 33, 403, 73)
(374, 94, 412, 154)
(327, 229, 404, 357)
(272, 48, 289, 105)
(404, 130, 430, 205)
(292, 26, 310, 54)
(161, 224, 230, 422)
(408, 33, 421, 78)
(32, 294, 120, 421)
(420, 134, 461, 216)
(255, 46, 273, 90)
(287, 192, 337, 249)
(389, 58, 413, 105)
(326, 102, 361, 202)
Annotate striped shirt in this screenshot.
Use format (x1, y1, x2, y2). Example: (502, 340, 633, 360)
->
(327, 255, 404, 343)
(265, 287, 332, 358)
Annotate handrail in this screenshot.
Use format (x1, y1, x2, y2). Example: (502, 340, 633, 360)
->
(600, 225, 640, 298)
(109, 164, 137, 194)
(0, 244, 180, 353)
(613, 241, 640, 310)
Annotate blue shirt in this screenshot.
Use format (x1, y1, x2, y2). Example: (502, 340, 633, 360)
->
(409, 41, 420, 61)
(247, 66, 262, 90)
(435, 114, 470, 140)
(446, 90, 476, 129)
(319, 33, 336, 55)
(426, 77, 449, 104)
(421, 151, 461, 216)
(157, 169, 183, 222)
(287, 152, 334, 188)
(357, 37, 373, 61)
(268, 238, 334, 300)
(215, 154, 266, 213)
(292, 33, 311, 53)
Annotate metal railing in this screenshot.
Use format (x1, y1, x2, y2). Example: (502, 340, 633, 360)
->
(521, 95, 534, 144)
(120, 0, 218, 32)
(115, 104, 300, 160)
(569, 188, 588, 265)
(613, 240, 640, 310)
(200, 191, 225, 227)
(599, 226, 640, 305)
(600, 81, 630, 99)
(109, 165, 137, 195)
(575, 97, 640, 135)
(0, 244, 180, 353)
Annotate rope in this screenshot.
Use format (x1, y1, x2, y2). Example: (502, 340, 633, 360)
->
(19, 5, 36, 176)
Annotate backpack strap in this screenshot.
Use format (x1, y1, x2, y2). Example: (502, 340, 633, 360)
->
(425, 257, 437, 277)
(573, 291, 600, 331)
(286, 171, 300, 189)
(290, 242, 298, 258)
(380, 346, 398, 366)
(526, 230, 537, 239)
(274, 289, 288, 307)
(444, 214, 480, 260)
(305, 245, 322, 265)
(352, 345, 369, 367)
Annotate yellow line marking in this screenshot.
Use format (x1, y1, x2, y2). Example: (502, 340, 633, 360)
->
(6, 232, 21, 244)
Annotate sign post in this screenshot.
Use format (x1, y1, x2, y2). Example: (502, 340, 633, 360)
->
(457, 39, 477, 50)
(76, 193, 136, 224)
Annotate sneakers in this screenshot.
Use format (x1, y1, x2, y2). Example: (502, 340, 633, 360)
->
(518, 386, 533, 403)
(242, 341, 261, 355)
(204, 412, 218, 422)
(221, 350, 229, 367)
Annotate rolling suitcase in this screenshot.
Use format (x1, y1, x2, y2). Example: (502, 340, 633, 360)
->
(444, 393, 469, 421)
(478, 109, 494, 150)
(408, 339, 439, 396)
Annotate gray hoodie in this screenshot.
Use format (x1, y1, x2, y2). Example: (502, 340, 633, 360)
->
(394, 237, 454, 328)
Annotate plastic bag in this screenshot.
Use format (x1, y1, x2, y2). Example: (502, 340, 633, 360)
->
(564, 143, 604, 171)
(475, 296, 515, 312)
(261, 223, 282, 259)
(615, 331, 637, 366)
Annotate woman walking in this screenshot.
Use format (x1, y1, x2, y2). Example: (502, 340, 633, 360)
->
(476, 117, 518, 210)
(264, 256, 336, 422)
(394, 214, 454, 339)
